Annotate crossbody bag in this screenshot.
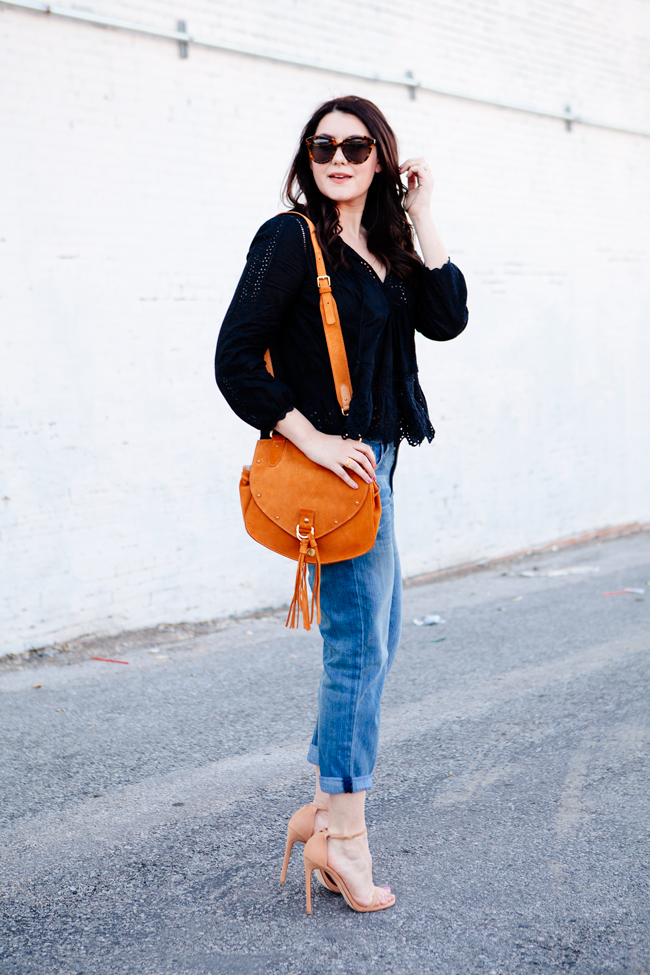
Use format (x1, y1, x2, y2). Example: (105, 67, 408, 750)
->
(239, 213, 381, 630)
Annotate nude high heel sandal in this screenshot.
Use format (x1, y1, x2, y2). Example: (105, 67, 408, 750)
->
(303, 828, 396, 915)
(279, 803, 339, 893)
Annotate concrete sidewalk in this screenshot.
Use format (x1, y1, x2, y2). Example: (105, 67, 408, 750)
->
(1, 532, 649, 974)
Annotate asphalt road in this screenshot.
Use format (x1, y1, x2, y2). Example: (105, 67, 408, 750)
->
(1, 532, 649, 975)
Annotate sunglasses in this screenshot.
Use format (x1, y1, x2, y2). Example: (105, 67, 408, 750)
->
(305, 135, 376, 165)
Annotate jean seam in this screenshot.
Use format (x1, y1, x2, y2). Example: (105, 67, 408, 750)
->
(341, 549, 366, 787)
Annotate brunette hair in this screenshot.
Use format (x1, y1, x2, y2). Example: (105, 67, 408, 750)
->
(283, 95, 421, 280)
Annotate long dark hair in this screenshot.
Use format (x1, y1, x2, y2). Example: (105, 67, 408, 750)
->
(283, 96, 421, 280)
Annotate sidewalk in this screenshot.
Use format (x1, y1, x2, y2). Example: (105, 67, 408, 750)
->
(1, 531, 649, 974)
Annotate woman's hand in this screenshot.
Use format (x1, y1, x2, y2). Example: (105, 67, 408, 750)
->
(301, 432, 376, 489)
(399, 157, 434, 218)
(274, 410, 376, 489)
(399, 157, 448, 269)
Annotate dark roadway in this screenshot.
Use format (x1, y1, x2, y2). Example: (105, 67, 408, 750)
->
(1, 531, 649, 974)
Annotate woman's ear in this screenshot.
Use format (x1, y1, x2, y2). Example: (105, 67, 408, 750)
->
(375, 162, 382, 174)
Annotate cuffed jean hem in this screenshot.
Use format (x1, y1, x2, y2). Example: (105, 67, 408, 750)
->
(307, 746, 374, 793)
(318, 774, 374, 794)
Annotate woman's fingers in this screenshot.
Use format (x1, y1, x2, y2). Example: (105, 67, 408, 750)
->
(399, 156, 433, 180)
(400, 157, 434, 217)
(342, 456, 373, 485)
(353, 453, 376, 481)
(297, 432, 378, 490)
(332, 446, 376, 489)
(336, 466, 360, 490)
(356, 442, 377, 467)
(345, 444, 376, 481)
(400, 158, 434, 201)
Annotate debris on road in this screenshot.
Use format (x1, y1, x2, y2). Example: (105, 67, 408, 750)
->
(413, 614, 446, 626)
(602, 588, 645, 596)
(91, 657, 130, 665)
(520, 566, 600, 578)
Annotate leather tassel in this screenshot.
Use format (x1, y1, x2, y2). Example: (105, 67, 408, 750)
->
(312, 548, 321, 626)
(286, 533, 321, 630)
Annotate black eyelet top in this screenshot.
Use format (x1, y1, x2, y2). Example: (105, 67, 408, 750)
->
(215, 213, 468, 445)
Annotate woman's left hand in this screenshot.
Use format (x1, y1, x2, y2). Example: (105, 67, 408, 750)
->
(399, 157, 434, 218)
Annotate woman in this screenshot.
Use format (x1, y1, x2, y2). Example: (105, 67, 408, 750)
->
(215, 96, 468, 913)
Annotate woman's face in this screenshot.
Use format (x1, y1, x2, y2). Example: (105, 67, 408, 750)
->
(309, 111, 381, 206)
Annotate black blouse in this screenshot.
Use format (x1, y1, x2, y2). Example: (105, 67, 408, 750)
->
(215, 213, 468, 445)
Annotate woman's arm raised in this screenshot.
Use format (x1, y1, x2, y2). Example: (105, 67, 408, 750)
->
(400, 156, 468, 341)
(400, 156, 448, 270)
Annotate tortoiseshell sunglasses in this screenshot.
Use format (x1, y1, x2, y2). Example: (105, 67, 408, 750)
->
(305, 135, 376, 165)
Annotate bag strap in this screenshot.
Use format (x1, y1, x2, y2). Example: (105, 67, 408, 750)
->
(265, 212, 352, 415)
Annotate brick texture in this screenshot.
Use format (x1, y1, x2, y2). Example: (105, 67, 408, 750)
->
(1, 0, 649, 653)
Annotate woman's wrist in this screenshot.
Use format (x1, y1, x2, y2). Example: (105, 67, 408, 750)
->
(275, 408, 321, 452)
(410, 211, 448, 270)
(408, 208, 433, 229)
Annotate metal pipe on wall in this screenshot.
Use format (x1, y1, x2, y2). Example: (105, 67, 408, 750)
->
(1, 0, 649, 139)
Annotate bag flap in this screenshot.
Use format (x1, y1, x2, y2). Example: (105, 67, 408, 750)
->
(248, 436, 371, 538)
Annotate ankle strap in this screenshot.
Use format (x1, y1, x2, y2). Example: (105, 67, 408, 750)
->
(326, 828, 367, 840)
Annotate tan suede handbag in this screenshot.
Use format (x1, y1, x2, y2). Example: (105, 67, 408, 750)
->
(239, 213, 381, 631)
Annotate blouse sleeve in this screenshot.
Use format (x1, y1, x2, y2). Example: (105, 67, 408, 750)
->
(215, 214, 308, 431)
(413, 259, 469, 341)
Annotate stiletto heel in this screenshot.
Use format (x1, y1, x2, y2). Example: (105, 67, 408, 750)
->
(303, 828, 395, 915)
(280, 825, 303, 884)
(305, 860, 314, 915)
(279, 803, 339, 892)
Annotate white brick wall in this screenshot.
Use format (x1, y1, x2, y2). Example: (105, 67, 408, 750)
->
(1, 0, 649, 654)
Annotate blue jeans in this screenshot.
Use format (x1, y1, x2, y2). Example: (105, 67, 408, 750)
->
(307, 442, 402, 794)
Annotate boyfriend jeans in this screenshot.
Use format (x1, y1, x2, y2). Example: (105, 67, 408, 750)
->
(307, 442, 402, 794)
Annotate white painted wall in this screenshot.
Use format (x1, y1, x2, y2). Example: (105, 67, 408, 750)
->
(1, 0, 649, 654)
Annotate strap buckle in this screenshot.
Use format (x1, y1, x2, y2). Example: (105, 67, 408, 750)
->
(316, 274, 331, 290)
